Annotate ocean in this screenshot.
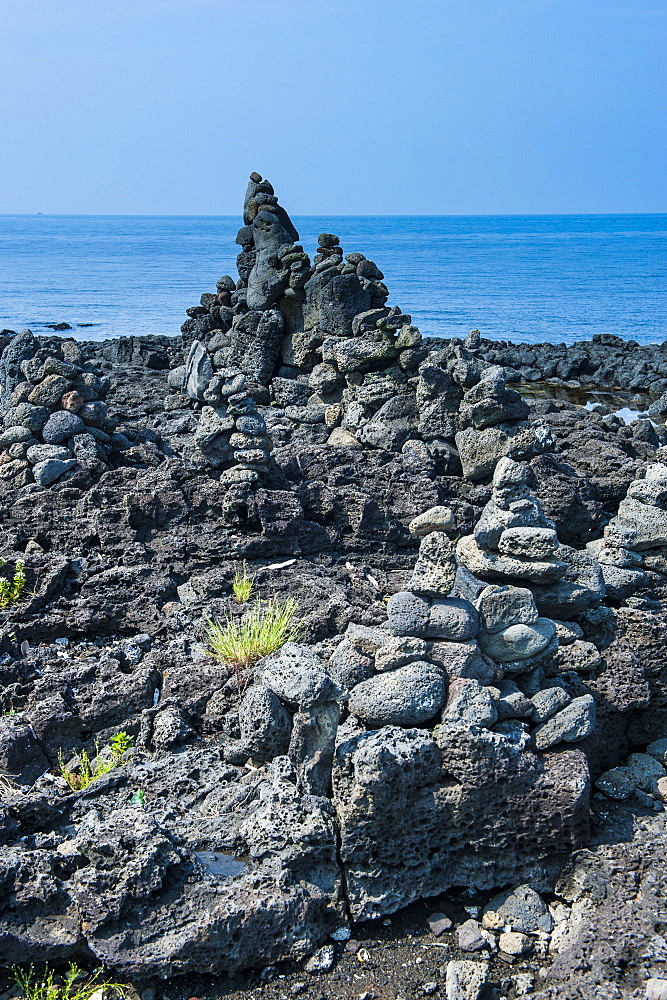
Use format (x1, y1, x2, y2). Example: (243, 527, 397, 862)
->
(0, 214, 665, 345)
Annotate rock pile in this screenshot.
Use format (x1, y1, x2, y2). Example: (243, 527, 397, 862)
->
(456, 457, 605, 620)
(454, 365, 553, 480)
(169, 349, 274, 482)
(0, 330, 121, 488)
(330, 503, 593, 919)
(172, 174, 555, 478)
(587, 460, 667, 599)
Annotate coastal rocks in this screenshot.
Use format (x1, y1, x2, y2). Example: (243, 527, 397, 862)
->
(456, 458, 604, 618)
(386, 592, 479, 640)
(455, 369, 552, 480)
(259, 643, 340, 708)
(333, 724, 590, 920)
(587, 461, 667, 598)
(184, 359, 275, 481)
(0, 333, 135, 489)
(347, 661, 447, 727)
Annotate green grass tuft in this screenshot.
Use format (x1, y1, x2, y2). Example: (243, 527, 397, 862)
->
(57, 731, 134, 792)
(11, 962, 126, 1000)
(0, 560, 27, 608)
(232, 561, 255, 603)
(204, 596, 303, 687)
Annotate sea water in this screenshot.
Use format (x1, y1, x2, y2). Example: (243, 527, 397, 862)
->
(0, 214, 665, 345)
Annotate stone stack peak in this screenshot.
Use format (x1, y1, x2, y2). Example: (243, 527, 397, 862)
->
(587, 459, 667, 598)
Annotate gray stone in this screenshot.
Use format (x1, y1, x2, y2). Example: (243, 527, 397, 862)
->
(624, 752, 666, 791)
(441, 678, 497, 727)
(41, 410, 85, 444)
(482, 884, 552, 933)
(409, 531, 457, 597)
(553, 639, 602, 673)
(530, 686, 571, 722)
(259, 643, 339, 709)
(32, 458, 76, 486)
(356, 396, 419, 451)
(647, 739, 667, 766)
(238, 685, 292, 758)
(594, 766, 636, 800)
(445, 960, 488, 1000)
(552, 619, 584, 644)
(614, 497, 667, 550)
(457, 534, 568, 584)
(409, 506, 455, 537)
(0, 715, 49, 785)
(532, 694, 596, 750)
(426, 912, 453, 936)
(479, 618, 556, 662)
(494, 680, 534, 720)
(27, 374, 70, 407)
(428, 640, 495, 683)
(79, 401, 109, 428)
(346, 622, 390, 654)
(0, 425, 34, 447)
(375, 636, 429, 671)
(387, 590, 430, 636)
(427, 598, 480, 641)
(26, 444, 71, 464)
(184, 340, 214, 401)
(328, 638, 374, 693)
(167, 365, 186, 390)
(347, 661, 446, 728)
(497, 527, 559, 559)
(474, 585, 538, 633)
(457, 919, 487, 952)
(289, 701, 340, 796)
(333, 724, 590, 921)
(455, 422, 552, 481)
(4, 402, 49, 433)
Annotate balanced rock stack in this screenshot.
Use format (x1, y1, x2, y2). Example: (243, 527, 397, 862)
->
(587, 460, 667, 599)
(0, 329, 119, 489)
(170, 353, 273, 482)
(173, 174, 559, 477)
(456, 456, 605, 620)
(454, 365, 553, 480)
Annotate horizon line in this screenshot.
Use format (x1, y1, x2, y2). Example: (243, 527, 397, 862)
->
(1, 211, 667, 219)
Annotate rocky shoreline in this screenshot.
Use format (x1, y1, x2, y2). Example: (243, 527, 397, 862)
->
(1, 175, 666, 1000)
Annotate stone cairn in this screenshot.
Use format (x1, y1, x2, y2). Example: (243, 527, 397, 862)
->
(455, 457, 605, 621)
(0, 330, 119, 489)
(171, 173, 553, 478)
(587, 459, 667, 599)
(228, 479, 599, 770)
(224, 490, 595, 916)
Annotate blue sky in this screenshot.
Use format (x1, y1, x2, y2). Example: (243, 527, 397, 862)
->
(0, 0, 665, 214)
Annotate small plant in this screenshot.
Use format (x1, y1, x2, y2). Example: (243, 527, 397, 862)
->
(204, 596, 303, 688)
(0, 560, 27, 608)
(232, 561, 255, 603)
(57, 731, 134, 792)
(11, 962, 126, 1000)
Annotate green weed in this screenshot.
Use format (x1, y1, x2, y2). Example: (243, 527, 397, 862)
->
(57, 731, 134, 792)
(232, 561, 255, 603)
(11, 962, 126, 1000)
(204, 596, 303, 688)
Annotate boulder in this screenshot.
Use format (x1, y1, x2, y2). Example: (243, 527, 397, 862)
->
(347, 661, 447, 727)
